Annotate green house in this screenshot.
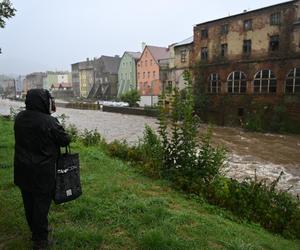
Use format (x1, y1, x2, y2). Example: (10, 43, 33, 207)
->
(117, 51, 141, 97)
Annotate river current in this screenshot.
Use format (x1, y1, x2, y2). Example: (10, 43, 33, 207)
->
(1, 99, 299, 195)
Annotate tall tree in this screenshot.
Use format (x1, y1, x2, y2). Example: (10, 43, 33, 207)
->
(0, 0, 16, 28)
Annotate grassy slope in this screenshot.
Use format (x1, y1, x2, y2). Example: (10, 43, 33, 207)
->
(0, 118, 299, 250)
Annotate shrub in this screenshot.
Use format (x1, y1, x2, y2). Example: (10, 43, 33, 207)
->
(80, 129, 104, 146)
(158, 71, 226, 184)
(66, 123, 79, 142)
(202, 172, 300, 238)
(107, 139, 131, 161)
(120, 89, 141, 107)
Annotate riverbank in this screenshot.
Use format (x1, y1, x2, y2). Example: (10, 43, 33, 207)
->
(1, 98, 299, 196)
(0, 118, 299, 249)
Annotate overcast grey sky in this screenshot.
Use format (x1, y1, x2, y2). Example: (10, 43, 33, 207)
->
(0, 0, 285, 75)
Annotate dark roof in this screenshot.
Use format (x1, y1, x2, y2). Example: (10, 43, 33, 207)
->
(127, 51, 142, 59)
(147, 46, 170, 62)
(99, 55, 121, 74)
(174, 36, 193, 48)
(196, 0, 297, 27)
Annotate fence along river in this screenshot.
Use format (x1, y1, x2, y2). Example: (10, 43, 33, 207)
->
(1, 99, 299, 196)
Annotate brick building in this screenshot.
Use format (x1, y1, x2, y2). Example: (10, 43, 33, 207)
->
(137, 45, 170, 106)
(191, 0, 300, 130)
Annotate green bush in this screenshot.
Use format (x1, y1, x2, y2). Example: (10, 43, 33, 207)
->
(66, 123, 79, 142)
(120, 89, 141, 107)
(202, 172, 300, 238)
(80, 129, 104, 146)
(107, 139, 131, 161)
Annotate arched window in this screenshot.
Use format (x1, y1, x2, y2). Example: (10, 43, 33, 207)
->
(227, 71, 246, 93)
(254, 69, 276, 93)
(285, 68, 300, 94)
(208, 73, 220, 93)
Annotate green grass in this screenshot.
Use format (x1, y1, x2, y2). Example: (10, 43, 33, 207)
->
(0, 118, 299, 250)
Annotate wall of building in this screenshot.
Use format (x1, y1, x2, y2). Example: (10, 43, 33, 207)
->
(192, 1, 300, 63)
(117, 53, 138, 97)
(79, 69, 94, 98)
(137, 47, 160, 96)
(191, 1, 300, 130)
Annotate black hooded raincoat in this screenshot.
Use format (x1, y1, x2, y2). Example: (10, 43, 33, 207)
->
(14, 89, 70, 194)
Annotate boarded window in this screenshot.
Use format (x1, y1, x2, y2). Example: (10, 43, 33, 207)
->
(270, 12, 281, 25)
(285, 68, 300, 94)
(244, 19, 252, 31)
(254, 69, 277, 93)
(180, 50, 187, 63)
(221, 43, 228, 57)
(221, 24, 229, 35)
(208, 73, 221, 93)
(201, 29, 208, 39)
(269, 35, 280, 51)
(201, 47, 208, 60)
(227, 71, 247, 94)
(243, 40, 251, 54)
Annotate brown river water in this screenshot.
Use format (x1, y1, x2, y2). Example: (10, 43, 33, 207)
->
(1, 99, 299, 195)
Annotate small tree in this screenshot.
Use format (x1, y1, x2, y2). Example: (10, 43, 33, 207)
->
(0, 0, 16, 28)
(120, 89, 140, 107)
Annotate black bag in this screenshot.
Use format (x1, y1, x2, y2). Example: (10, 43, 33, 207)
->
(54, 146, 82, 204)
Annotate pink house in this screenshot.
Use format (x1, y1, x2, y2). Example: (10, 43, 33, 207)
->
(137, 45, 169, 101)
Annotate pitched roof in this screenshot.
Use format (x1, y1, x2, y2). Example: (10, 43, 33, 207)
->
(174, 36, 193, 48)
(147, 46, 170, 62)
(127, 51, 142, 59)
(99, 55, 121, 74)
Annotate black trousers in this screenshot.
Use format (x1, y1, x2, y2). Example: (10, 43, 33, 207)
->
(20, 189, 52, 241)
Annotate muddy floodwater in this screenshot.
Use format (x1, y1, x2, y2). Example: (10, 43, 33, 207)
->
(1, 99, 299, 195)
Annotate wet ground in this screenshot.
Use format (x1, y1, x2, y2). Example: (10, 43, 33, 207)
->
(1, 99, 299, 195)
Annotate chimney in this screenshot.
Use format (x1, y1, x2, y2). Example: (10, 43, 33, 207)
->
(86, 57, 89, 62)
(142, 42, 146, 51)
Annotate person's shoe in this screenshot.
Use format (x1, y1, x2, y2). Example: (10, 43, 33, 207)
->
(32, 240, 48, 250)
(32, 238, 55, 250)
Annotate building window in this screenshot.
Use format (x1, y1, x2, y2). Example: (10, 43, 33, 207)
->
(208, 73, 221, 93)
(243, 40, 252, 54)
(244, 19, 252, 31)
(148, 72, 150, 78)
(270, 12, 281, 25)
(220, 24, 229, 35)
(227, 71, 247, 93)
(145, 60, 148, 67)
(221, 43, 228, 57)
(150, 59, 153, 66)
(254, 69, 277, 93)
(285, 68, 300, 94)
(141, 61, 143, 67)
(153, 71, 156, 78)
(201, 28, 208, 39)
(269, 35, 280, 51)
(143, 72, 145, 79)
(201, 47, 208, 60)
(181, 50, 187, 63)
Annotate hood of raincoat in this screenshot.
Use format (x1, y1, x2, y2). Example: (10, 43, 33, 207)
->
(25, 89, 51, 114)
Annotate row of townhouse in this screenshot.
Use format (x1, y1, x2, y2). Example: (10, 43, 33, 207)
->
(21, 71, 72, 98)
(71, 0, 300, 125)
(71, 40, 193, 106)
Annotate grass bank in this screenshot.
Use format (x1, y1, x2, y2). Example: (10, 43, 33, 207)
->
(0, 118, 299, 250)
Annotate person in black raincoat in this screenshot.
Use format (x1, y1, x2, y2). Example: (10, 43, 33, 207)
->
(14, 89, 70, 249)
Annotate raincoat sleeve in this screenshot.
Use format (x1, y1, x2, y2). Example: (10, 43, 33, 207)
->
(50, 118, 71, 147)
